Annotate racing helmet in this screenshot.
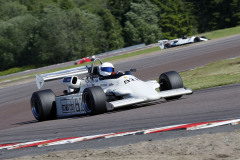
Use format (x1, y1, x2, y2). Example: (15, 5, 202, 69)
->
(99, 62, 114, 76)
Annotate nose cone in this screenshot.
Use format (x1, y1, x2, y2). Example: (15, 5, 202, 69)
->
(126, 80, 160, 101)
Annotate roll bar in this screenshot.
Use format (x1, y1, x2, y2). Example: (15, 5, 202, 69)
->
(90, 58, 103, 74)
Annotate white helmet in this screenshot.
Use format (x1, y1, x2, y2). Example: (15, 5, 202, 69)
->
(99, 62, 114, 76)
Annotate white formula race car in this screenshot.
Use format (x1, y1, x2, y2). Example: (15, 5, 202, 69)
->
(158, 35, 208, 49)
(31, 58, 192, 121)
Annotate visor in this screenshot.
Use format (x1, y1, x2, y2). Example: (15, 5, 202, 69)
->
(101, 67, 114, 72)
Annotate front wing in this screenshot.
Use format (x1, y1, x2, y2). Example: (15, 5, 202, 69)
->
(108, 88, 192, 109)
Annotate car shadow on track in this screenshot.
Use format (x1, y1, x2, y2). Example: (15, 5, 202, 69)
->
(133, 97, 187, 108)
(15, 120, 38, 126)
(16, 98, 187, 123)
(105, 97, 187, 114)
(68, 97, 188, 120)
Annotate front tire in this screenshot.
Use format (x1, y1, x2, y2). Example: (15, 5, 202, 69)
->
(82, 86, 107, 115)
(159, 71, 183, 100)
(31, 89, 56, 121)
(194, 37, 200, 43)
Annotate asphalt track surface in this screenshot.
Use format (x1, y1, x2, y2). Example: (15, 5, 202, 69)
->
(0, 35, 240, 159)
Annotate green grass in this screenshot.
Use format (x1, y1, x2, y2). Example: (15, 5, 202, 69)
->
(103, 46, 161, 62)
(180, 57, 240, 90)
(0, 66, 36, 77)
(198, 26, 240, 39)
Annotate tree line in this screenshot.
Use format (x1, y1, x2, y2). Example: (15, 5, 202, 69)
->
(0, 0, 240, 71)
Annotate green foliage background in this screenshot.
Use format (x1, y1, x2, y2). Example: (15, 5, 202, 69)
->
(0, 0, 240, 71)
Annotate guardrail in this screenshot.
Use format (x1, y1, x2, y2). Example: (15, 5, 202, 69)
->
(96, 43, 145, 58)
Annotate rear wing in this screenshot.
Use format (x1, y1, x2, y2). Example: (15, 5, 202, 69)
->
(36, 66, 88, 89)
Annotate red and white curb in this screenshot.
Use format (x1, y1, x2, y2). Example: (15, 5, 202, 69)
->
(1, 119, 240, 150)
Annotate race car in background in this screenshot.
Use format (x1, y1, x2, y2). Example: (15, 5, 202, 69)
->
(74, 56, 96, 65)
(31, 58, 192, 121)
(158, 35, 208, 49)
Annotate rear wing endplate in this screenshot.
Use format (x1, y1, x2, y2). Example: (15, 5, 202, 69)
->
(36, 66, 88, 89)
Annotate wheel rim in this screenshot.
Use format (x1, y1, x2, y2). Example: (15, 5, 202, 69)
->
(160, 79, 170, 91)
(82, 92, 92, 113)
(31, 98, 39, 120)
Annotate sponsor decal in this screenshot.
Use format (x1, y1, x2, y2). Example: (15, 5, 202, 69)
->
(86, 83, 95, 87)
(109, 83, 114, 86)
(63, 77, 72, 83)
(124, 77, 139, 84)
(60, 99, 75, 113)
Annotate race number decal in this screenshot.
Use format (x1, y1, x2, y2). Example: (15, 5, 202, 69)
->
(60, 97, 85, 113)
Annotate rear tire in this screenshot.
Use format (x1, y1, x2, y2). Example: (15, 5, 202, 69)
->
(159, 71, 183, 100)
(164, 43, 171, 49)
(82, 86, 107, 115)
(31, 89, 56, 121)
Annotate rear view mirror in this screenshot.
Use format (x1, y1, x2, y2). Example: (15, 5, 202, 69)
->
(130, 68, 137, 72)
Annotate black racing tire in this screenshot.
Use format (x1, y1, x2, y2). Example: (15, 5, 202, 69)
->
(159, 71, 183, 100)
(194, 37, 200, 43)
(164, 43, 171, 49)
(31, 89, 56, 121)
(82, 86, 107, 115)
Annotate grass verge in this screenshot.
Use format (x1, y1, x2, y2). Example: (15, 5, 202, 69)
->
(0, 66, 36, 77)
(103, 46, 161, 62)
(199, 26, 240, 39)
(180, 57, 240, 90)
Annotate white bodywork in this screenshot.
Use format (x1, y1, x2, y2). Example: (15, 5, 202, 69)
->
(36, 59, 192, 118)
(158, 36, 208, 49)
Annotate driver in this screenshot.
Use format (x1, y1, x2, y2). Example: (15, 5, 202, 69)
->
(99, 62, 115, 76)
